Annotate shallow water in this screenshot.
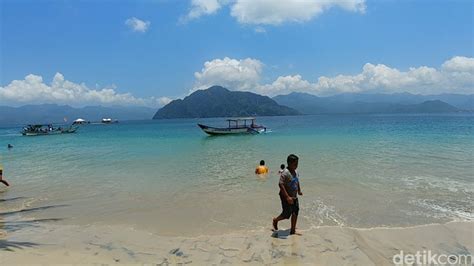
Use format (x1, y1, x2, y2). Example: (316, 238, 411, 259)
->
(0, 114, 473, 236)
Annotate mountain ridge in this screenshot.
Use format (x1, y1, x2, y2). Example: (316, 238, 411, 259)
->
(153, 86, 300, 119)
(273, 92, 471, 114)
(1, 90, 470, 125)
(0, 104, 156, 125)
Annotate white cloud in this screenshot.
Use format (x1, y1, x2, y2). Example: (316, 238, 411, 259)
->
(192, 56, 474, 96)
(254, 26, 266, 33)
(6, 57, 470, 108)
(158, 96, 173, 106)
(442, 56, 474, 73)
(181, 0, 226, 22)
(257, 75, 313, 95)
(193, 57, 263, 92)
(183, 0, 366, 25)
(125, 17, 151, 33)
(0, 73, 170, 107)
(310, 58, 473, 95)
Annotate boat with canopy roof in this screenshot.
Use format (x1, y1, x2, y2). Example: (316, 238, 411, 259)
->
(197, 117, 266, 135)
(21, 124, 78, 136)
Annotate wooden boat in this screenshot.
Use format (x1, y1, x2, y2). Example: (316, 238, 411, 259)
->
(198, 117, 266, 135)
(101, 118, 118, 124)
(21, 124, 78, 136)
(72, 118, 90, 125)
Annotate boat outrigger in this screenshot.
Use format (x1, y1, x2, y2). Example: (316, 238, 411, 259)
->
(21, 124, 78, 136)
(198, 117, 267, 136)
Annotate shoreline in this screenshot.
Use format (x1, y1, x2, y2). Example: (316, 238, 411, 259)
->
(1, 221, 472, 265)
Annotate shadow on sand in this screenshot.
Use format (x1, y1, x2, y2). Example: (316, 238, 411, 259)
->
(0, 240, 39, 251)
(0, 194, 69, 251)
(1, 218, 64, 233)
(0, 204, 69, 216)
(271, 229, 292, 239)
(0, 197, 26, 202)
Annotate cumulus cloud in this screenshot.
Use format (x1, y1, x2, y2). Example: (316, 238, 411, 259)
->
(193, 57, 263, 92)
(183, 0, 365, 25)
(310, 57, 474, 95)
(256, 75, 313, 95)
(0, 73, 170, 107)
(192, 56, 474, 96)
(181, 0, 227, 22)
(442, 56, 474, 73)
(231, 0, 365, 25)
(158, 96, 173, 106)
(125, 17, 151, 33)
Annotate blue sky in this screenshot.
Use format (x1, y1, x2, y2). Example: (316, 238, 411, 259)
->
(1, 0, 473, 107)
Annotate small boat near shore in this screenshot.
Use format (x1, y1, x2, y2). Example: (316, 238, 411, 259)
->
(101, 118, 118, 124)
(72, 118, 90, 125)
(198, 117, 266, 135)
(21, 124, 78, 136)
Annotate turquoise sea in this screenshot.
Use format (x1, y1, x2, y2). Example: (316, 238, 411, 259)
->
(0, 114, 473, 236)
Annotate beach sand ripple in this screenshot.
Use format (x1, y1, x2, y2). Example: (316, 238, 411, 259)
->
(0, 222, 472, 265)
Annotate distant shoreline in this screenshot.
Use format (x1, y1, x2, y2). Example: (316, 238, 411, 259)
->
(1, 112, 473, 127)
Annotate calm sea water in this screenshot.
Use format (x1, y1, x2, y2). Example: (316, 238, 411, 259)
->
(0, 114, 473, 236)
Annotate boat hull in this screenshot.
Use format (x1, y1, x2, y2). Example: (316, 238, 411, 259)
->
(198, 124, 264, 135)
(21, 127, 78, 136)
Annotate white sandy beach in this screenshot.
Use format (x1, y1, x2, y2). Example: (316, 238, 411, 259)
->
(1, 221, 472, 265)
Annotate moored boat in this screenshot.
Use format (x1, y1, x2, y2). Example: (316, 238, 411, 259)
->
(101, 118, 118, 124)
(198, 117, 266, 135)
(21, 124, 78, 136)
(72, 118, 89, 125)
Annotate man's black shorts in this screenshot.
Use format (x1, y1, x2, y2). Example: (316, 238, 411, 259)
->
(279, 194, 299, 219)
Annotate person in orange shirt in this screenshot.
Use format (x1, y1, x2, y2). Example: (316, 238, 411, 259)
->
(255, 160, 269, 175)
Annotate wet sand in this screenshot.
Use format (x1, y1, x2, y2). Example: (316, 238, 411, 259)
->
(0, 221, 472, 265)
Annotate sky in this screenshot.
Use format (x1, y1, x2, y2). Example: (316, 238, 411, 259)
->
(0, 0, 473, 107)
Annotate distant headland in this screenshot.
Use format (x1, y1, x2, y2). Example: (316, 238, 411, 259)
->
(153, 86, 300, 119)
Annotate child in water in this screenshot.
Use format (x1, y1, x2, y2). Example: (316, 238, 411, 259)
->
(278, 164, 285, 175)
(0, 163, 10, 186)
(273, 154, 302, 235)
(255, 160, 269, 174)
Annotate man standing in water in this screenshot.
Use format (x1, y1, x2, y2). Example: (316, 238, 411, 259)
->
(0, 163, 10, 187)
(273, 154, 302, 235)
